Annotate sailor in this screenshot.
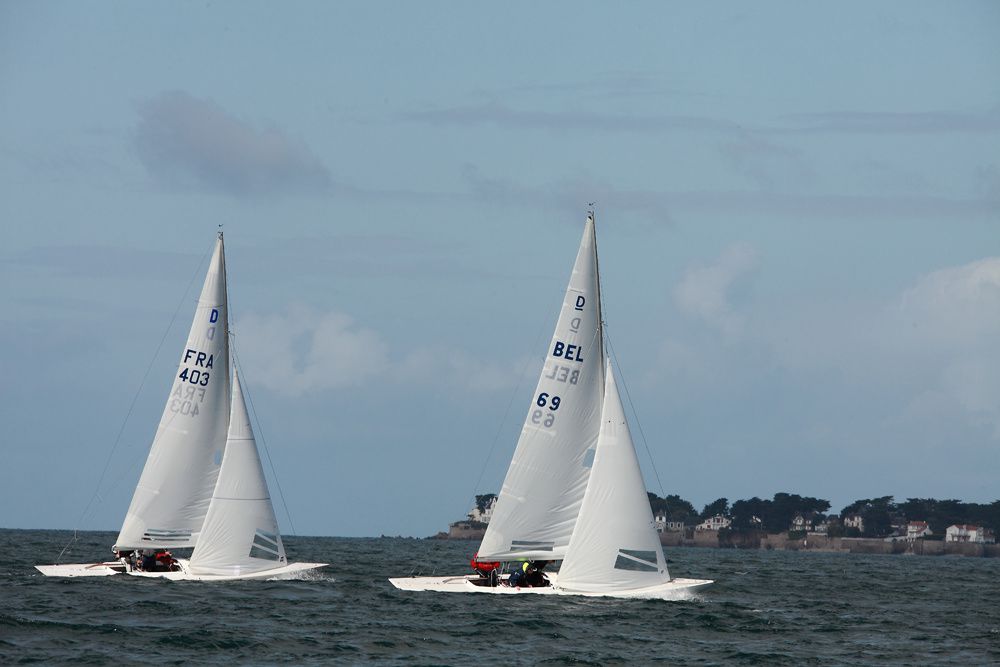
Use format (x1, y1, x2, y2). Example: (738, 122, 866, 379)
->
(155, 550, 175, 572)
(507, 561, 530, 587)
(470, 552, 501, 586)
(524, 560, 550, 587)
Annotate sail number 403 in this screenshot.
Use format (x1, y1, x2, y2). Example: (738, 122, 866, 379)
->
(531, 392, 561, 428)
(179, 368, 210, 386)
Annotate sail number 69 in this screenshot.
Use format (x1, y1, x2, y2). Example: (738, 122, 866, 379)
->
(531, 392, 561, 428)
(536, 392, 561, 410)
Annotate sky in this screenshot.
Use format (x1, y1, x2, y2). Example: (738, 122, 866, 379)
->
(1, 2, 999, 539)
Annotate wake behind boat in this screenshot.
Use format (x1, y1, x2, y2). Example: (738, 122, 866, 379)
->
(36, 234, 325, 581)
(389, 211, 712, 599)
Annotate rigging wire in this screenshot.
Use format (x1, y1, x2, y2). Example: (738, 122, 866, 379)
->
(605, 330, 667, 498)
(56, 240, 216, 563)
(229, 334, 298, 537)
(224, 249, 299, 538)
(593, 207, 667, 498)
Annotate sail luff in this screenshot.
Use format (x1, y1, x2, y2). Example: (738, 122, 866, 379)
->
(477, 215, 606, 561)
(115, 237, 232, 550)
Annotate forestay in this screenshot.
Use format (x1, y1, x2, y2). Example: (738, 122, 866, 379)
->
(557, 361, 671, 592)
(477, 215, 606, 561)
(188, 370, 286, 575)
(115, 237, 232, 550)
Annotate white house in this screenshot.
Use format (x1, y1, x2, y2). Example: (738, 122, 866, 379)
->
(696, 514, 731, 531)
(654, 514, 686, 533)
(467, 496, 497, 524)
(843, 514, 864, 533)
(790, 513, 810, 532)
(810, 519, 831, 535)
(945, 524, 995, 544)
(906, 521, 932, 541)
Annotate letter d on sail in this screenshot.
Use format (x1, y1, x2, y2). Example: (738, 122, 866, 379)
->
(206, 308, 220, 340)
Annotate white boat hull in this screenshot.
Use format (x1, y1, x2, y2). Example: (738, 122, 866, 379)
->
(35, 558, 327, 581)
(35, 561, 128, 577)
(388, 572, 712, 599)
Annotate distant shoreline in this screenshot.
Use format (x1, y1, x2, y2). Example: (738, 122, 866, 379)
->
(433, 528, 1000, 558)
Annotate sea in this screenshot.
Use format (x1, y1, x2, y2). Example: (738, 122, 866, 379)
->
(3, 528, 999, 665)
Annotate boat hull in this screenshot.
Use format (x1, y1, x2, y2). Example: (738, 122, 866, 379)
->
(388, 572, 712, 599)
(35, 558, 327, 581)
(34, 561, 128, 577)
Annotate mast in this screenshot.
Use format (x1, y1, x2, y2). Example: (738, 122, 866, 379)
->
(588, 205, 607, 386)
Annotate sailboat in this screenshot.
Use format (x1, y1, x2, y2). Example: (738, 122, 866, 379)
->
(389, 212, 712, 598)
(36, 234, 326, 580)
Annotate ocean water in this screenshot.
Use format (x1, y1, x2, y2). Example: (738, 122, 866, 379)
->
(3, 529, 999, 665)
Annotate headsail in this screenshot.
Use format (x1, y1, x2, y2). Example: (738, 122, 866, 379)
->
(477, 214, 605, 561)
(115, 236, 232, 550)
(188, 369, 286, 575)
(557, 360, 671, 592)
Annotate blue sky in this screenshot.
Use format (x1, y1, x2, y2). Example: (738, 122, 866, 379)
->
(1, 2, 998, 538)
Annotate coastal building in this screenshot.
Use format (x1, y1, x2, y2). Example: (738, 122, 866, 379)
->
(906, 521, 932, 541)
(653, 514, 685, 533)
(843, 514, 864, 533)
(945, 524, 995, 544)
(809, 518, 830, 535)
(467, 496, 497, 524)
(696, 515, 731, 531)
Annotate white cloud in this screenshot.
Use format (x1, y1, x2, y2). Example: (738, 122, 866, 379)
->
(235, 305, 389, 397)
(673, 243, 758, 337)
(235, 305, 526, 397)
(897, 257, 1000, 348)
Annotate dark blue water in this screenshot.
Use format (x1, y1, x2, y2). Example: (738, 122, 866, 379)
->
(3, 529, 999, 665)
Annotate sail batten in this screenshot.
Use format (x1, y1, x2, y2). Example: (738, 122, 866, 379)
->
(477, 214, 605, 561)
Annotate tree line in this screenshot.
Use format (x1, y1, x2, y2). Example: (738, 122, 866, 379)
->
(646, 492, 1000, 538)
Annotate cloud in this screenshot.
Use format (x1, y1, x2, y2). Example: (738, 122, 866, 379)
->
(235, 305, 527, 397)
(398, 347, 526, 393)
(673, 243, 759, 337)
(235, 306, 389, 396)
(897, 257, 1000, 348)
(134, 91, 331, 195)
(456, 166, 997, 224)
(777, 109, 1000, 135)
(719, 135, 815, 190)
(401, 101, 742, 134)
(402, 98, 1000, 138)
(460, 165, 676, 223)
(757, 256, 1000, 437)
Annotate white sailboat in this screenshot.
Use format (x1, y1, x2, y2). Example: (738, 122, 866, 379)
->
(390, 212, 711, 598)
(36, 234, 325, 580)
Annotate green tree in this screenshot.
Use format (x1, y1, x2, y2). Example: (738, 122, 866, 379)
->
(647, 493, 698, 524)
(700, 498, 729, 520)
(475, 494, 497, 512)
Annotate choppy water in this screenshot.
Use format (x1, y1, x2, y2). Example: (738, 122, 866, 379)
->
(3, 529, 1000, 665)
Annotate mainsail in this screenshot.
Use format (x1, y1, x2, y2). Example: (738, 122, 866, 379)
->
(557, 360, 671, 592)
(188, 369, 286, 576)
(115, 236, 232, 550)
(477, 214, 606, 561)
